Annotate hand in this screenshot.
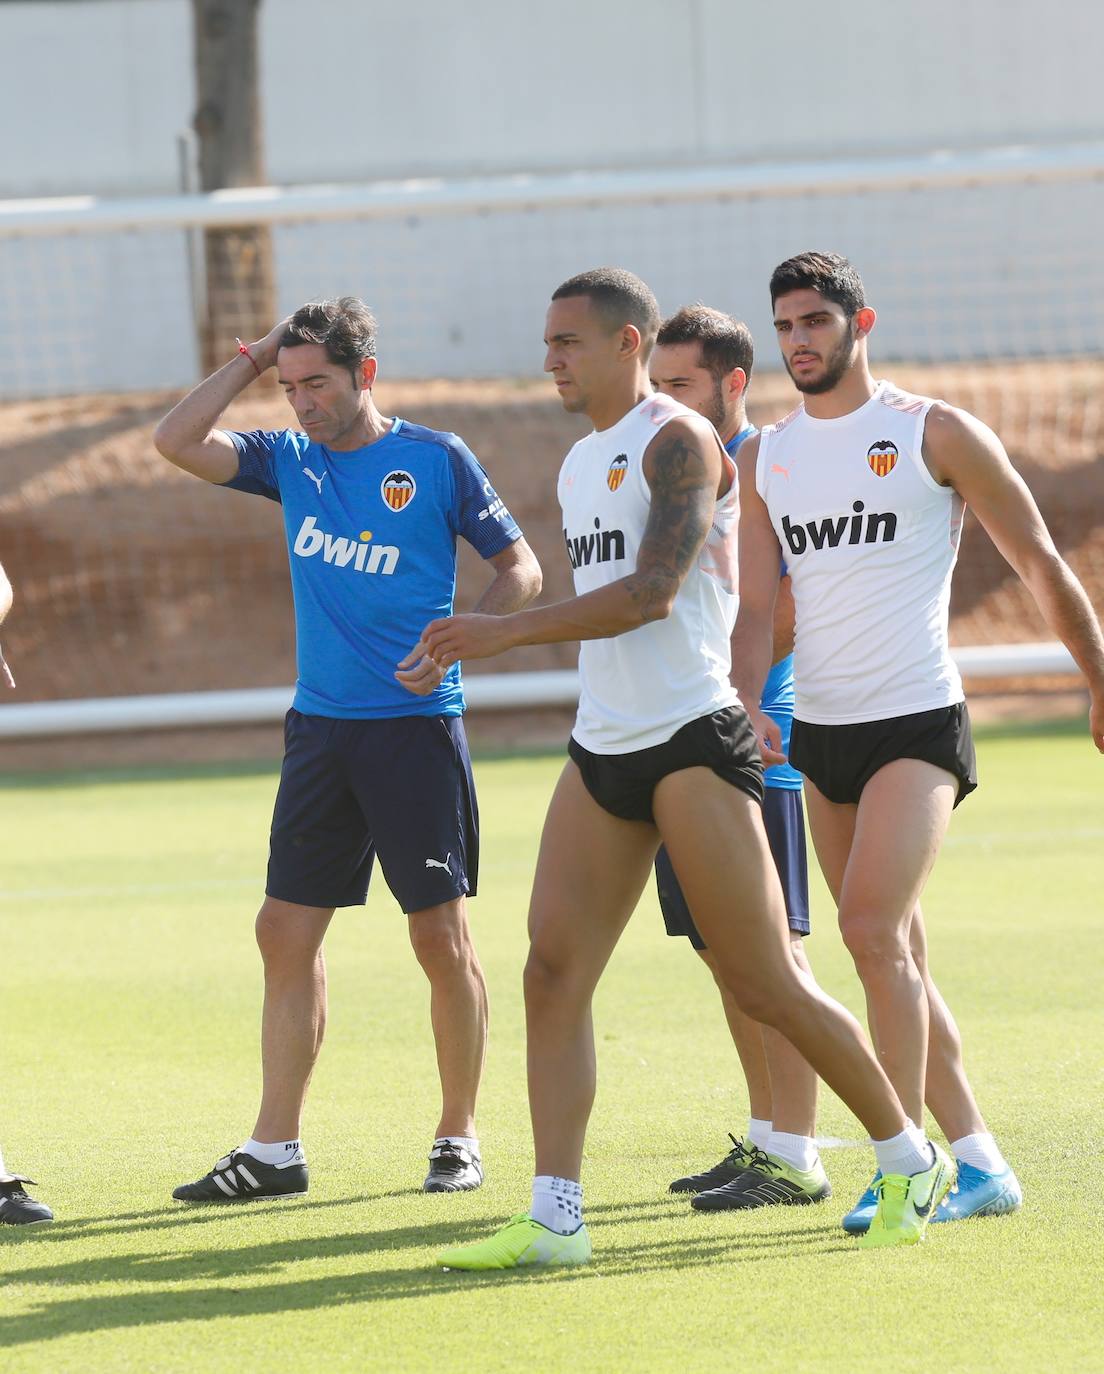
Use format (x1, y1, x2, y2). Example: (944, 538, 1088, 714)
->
(0, 641, 14, 689)
(420, 613, 518, 669)
(395, 642, 448, 697)
(748, 706, 786, 767)
(248, 316, 294, 372)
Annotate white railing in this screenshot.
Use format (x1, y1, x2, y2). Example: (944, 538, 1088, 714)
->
(0, 645, 1081, 740)
(4, 143, 1104, 236)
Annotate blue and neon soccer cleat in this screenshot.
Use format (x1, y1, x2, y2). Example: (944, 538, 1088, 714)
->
(841, 1171, 881, 1235)
(932, 1161, 1022, 1223)
(858, 1143, 955, 1248)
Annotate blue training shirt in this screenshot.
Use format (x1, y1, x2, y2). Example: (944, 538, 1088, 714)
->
(726, 426, 802, 792)
(221, 420, 522, 718)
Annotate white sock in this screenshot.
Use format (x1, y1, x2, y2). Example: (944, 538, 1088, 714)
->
(531, 1175, 583, 1235)
(767, 1130, 819, 1172)
(871, 1121, 932, 1177)
(240, 1137, 306, 1168)
(951, 1132, 1008, 1173)
(434, 1135, 480, 1159)
(0, 1145, 6, 1176)
(747, 1118, 772, 1150)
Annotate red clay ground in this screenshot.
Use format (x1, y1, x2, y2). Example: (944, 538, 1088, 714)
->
(1, 363, 1101, 768)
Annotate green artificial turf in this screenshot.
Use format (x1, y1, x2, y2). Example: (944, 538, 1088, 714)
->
(1, 720, 1101, 1371)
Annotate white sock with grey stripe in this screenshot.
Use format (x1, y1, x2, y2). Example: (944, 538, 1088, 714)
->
(240, 1137, 306, 1168)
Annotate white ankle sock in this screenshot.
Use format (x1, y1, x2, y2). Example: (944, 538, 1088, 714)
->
(767, 1131, 819, 1172)
(434, 1135, 480, 1158)
(951, 1132, 1007, 1173)
(871, 1121, 931, 1177)
(531, 1175, 583, 1234)
(241, 1137, 306, 1168)
(747, 1118, 772, 1150)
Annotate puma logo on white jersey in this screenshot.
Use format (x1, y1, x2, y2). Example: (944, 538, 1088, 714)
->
(303, 467, 326, 494)
(424, 854, 452, 871)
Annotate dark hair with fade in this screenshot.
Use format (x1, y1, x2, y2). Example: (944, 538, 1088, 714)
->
(656, 304, 754, 385)
(279, 296, 378, 384)
(769, 252, 866, 318)
(551, 267, 660, 353)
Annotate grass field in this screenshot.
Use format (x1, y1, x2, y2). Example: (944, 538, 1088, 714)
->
(1, 719, 1102, 1372)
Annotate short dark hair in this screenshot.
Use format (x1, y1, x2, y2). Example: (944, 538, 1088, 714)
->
(769, 252, 866, 318)
(280, 296, 377, 384)
(656, 305, 754, 384)
(551, 267, 660, 353)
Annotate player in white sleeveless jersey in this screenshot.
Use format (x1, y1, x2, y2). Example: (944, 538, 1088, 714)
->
(420, 268, 955, 1269)
(734, 251, 1104, 1232)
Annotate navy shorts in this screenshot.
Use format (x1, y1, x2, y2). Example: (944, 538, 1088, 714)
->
(656, 785, 811, 945)
(789, 702, 977, 807)
(266, 710, 479, 914)
(567, 705, 764, 823)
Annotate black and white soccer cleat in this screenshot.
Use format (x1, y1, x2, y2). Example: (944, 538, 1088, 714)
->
(172, 1149, 308, 1204)
(0, 1175, 53, 1225)
(423, 1140, 483, 1193)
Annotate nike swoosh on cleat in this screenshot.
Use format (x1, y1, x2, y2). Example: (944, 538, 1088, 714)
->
(913, 1165, 947, 1218)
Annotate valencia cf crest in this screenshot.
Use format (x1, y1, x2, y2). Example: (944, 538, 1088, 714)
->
(381, 470, 416, 510)
(607, 454, 629, 492)
(867, 440, 898, 478)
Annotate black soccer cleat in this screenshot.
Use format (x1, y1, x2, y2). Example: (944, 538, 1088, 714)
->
(669, 1134, 755, 1193)
(691, 1147, 832, 1210)
(0, 1175, 54, 1225)
(423, 1140, 483, 1193)
(172, 1150, 308, 1204)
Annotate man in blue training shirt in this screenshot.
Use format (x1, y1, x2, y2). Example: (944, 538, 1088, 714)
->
(647, 306, 828, 1209)
(154, 297, 541, 1202)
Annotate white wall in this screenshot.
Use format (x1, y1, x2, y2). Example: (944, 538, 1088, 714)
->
(2, 0, 1101, 199)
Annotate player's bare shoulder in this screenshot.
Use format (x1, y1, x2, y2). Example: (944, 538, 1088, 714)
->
(922, 400, 1007, 487)
(734, 430, 762, 478)
(642, 401, 724, 493)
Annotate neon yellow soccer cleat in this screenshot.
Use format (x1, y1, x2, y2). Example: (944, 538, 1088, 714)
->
(858, 1142, 956, 1249)
(437, 1213, 592, 1270)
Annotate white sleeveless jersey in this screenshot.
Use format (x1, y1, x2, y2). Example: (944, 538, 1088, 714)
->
(757, 381, 965, 725)
(558, 393, 740, 753)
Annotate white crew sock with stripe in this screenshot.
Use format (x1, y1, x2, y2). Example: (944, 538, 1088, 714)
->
(871, 1121, 932, 1178)
(240, 1137, 306, 1168)
(531, 1175, 583, 1234)
(950, 1132, 1008, 1173)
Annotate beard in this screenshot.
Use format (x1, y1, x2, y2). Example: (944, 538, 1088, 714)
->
(703, 377, 727, 433)
(786, 327, 856, 395)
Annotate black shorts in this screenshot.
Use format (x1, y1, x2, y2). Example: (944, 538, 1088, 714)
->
(789, 702, 977, 807)
(266, 710, 478, 913)
(567, 704, 764, 824)
(656, 784, 810, 945)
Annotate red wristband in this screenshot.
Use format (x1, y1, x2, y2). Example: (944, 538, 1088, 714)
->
(236, 338, 262, 376)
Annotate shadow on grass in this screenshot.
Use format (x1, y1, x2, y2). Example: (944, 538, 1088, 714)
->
(0, 1191, 426, 1247)
(0, 1213, 857, 1347)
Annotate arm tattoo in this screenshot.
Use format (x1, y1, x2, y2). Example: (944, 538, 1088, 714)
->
(627, 426, 717, 622)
